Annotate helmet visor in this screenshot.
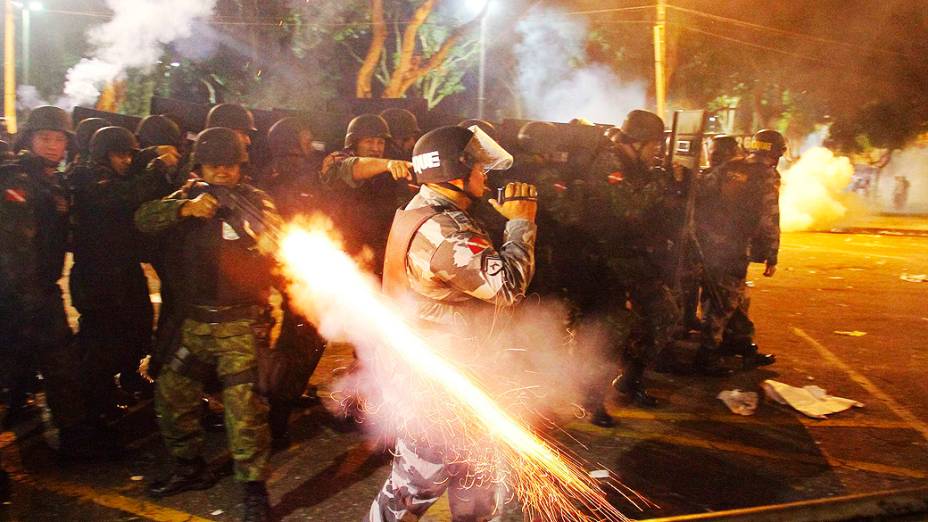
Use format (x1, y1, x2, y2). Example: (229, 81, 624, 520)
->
(465, 126, 513, 172)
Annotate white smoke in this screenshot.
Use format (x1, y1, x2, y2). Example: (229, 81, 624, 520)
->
(780, 147, 855, 231)
(515, 8, 647, 125)
(58, 0, 218, 109)
(16, 85, 49, 111)
(876, 145, 928, 214)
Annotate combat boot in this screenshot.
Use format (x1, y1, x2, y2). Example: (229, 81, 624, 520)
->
(612, 360, 659, 408)
(693, 345, 733, 377)
(243, 481, 271, 522)
(147, 457, 217, 498)
(612, 374, 659, 408)
(739, 343, 776, 369)
(588, 404, 616, 428)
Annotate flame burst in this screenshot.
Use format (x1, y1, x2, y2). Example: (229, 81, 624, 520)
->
(278, 218, 635, 521)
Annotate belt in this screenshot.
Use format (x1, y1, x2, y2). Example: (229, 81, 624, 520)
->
(185, 304, 266, 324)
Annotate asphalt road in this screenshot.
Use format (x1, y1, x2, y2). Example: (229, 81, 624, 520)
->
(2, 221, 927, 521)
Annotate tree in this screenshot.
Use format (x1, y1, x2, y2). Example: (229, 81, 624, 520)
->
(351, 1, 484, 101)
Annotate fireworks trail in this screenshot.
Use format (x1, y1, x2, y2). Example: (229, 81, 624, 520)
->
(277, 218, 643, 521)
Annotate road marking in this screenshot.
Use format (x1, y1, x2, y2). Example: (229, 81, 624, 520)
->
(568, 422, 927, 480)
(792, 327, 928, 443)
(7, 471, 211, 522)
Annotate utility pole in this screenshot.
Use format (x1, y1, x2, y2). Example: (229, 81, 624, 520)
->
(653, 0, 667, 120)
(3, 0, 17, 134)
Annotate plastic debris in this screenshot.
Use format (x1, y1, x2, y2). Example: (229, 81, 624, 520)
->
(900, 273, 927, 283)
(589, 469, 610, 479)
(717, 389, 758, 416)
(833, 330, 867, 337)
(211, 509, 224, 516)
(762, 379, 863, 419)
(130, 475, 144, 481)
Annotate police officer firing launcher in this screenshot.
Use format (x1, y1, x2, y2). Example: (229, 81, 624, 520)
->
(370, 125, 537, 522)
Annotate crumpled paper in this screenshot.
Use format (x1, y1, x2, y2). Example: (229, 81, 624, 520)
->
(717, 389, 758, 416)
(833, 330, 867, 337)
(900, 273, 927, 283)
(762, 379, 863, 419)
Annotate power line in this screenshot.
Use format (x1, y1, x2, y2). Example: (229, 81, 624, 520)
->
(667, 4, 913, 58)
(678, 24, 854, 69)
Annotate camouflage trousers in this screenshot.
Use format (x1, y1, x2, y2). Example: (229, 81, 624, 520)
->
(368, 438, 501, 522)
(701, 264, 755, 349)
(622, 277, 681, 367)
(155, 318, 270, 482)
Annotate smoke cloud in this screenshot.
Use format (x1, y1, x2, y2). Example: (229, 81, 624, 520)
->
(876, 146, 928, 214)
(779, 147, 855, 231)
(515, 8, 647, 125)
(58, 0, 218, 109)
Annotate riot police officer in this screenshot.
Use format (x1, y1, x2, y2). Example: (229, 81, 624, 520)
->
(584, 110, 701, 422)
(696, 130, 781, 369)
(370, 125, 535, 522)
(380, 108, 421, 161)
(1, 106, 117, 458)
(321, 113, 413, 274)
(70, 126, 179, 420)
(259, 117, 327, 443)
(136, 127, 280, 522)
(72, 117, 111, 166)
(205, 103, 257, 147)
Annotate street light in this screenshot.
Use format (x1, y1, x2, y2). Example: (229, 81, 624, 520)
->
(471, 0, 490, 119)
(19, 1, 42, 86)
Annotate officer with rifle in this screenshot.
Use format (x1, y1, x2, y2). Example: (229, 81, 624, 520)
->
(135, 127, 282, 522)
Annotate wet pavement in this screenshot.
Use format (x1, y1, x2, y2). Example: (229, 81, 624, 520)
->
(2, 220, 928, 521)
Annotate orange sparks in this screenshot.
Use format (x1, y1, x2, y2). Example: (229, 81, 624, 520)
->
(279, 220, 634, 521)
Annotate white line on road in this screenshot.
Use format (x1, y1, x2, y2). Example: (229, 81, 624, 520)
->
(792, 327, 928, 443)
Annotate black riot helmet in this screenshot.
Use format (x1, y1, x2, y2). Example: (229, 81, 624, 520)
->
(344, 114, 391, 149)
(517, 121, 561, 155)
(15, 105, 74, 151)
(90, 126, 139, 162)
(136, 114, 181, 148)
(458, 119, 498, 140)
(268, 117, 312, 158)
(379, 108, 421, 140)
(708, 134, 741, 167)
(749, 129, 787, 158)
(411, 125, 513, 184)
(192, 127, 249, 166)
(618, 109, 665, 144)
(205, 103, 257, 133)
(75, 117, 111, 156)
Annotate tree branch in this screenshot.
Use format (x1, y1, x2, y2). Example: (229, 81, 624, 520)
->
(397, 12, 483, 95)
(384, 0, 435, 97)
(356, 0, 387, 98)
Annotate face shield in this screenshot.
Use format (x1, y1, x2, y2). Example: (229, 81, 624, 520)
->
(464, 126, 513, 173)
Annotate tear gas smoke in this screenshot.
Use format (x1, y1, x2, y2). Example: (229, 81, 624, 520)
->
(876, 146, 928, 214)
(278, 216, 646, 521)
(780, 147, 855, 232)
(58, 0, 217, 109)
(515, 8, 647, 125)
(16, 85, 48, 112)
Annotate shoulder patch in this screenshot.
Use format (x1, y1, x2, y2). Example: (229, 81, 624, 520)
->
(4, 188, 27, 203)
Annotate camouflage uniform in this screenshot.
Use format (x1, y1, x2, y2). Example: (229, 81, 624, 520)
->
(696, 157, 780, 351)
(321, 149, 413, 273)
(583, 147, 681, 382)
(135, 181, 280, 482)
(0, 151, 86, 431)
(369, 184, 536, 522)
